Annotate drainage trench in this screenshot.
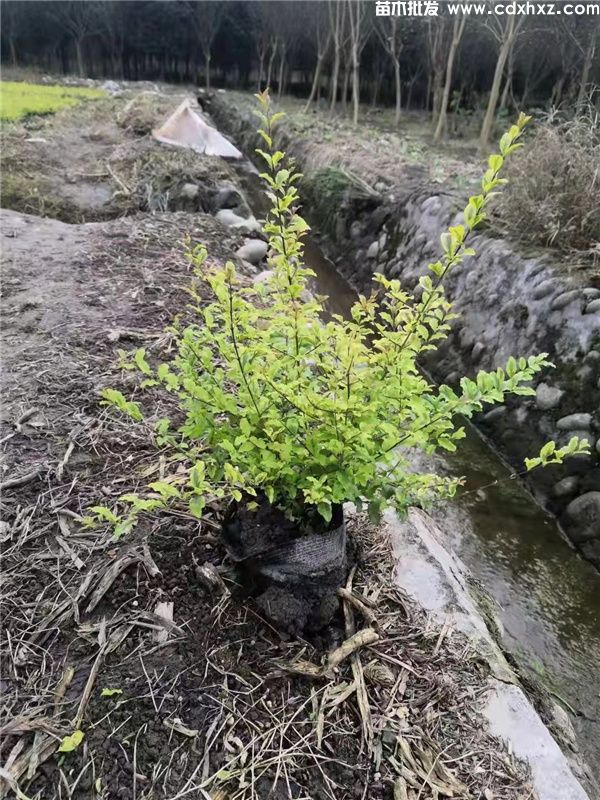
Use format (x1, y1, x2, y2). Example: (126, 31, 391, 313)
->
(234, 159, 600, 781)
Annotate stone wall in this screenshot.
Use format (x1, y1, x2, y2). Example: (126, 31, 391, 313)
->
(210, 94, 600, 569)
(324, 187, 600, 567)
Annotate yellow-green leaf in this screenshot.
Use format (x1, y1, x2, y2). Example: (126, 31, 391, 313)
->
(58, 730, 84, 753)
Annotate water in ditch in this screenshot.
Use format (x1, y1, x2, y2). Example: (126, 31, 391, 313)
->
(236, 162, 600, 786)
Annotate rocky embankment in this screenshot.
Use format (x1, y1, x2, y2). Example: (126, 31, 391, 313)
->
(211, 93, 600, 568)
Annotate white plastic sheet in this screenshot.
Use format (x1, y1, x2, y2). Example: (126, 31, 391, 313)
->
(153, 99, 242, 159)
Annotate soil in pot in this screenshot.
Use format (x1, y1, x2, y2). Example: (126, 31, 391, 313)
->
(223, 495, 348, 634)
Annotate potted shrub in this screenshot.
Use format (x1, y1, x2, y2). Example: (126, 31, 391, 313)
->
(95, 93, 588, 630)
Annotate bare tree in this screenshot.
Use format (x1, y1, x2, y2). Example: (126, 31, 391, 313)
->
(346, 0, 371, 126)
(571, 18, 600, 108)
(96, 1, 126, 78)
(257, 0, 296, 95)
(375, 14, 403, 125)
(186, 1, 226, 91)
(433, 15, 467, 142)
(328, 0, 347, 112)
(304, 4, 332, 112)
(480, 9, 525, 146)
(427, 16, 451, 127)
(50, 1, 99, 77)
(3, 0, 27, 65)
(255, 26, 270, 91)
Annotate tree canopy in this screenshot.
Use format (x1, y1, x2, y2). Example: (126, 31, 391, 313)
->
(1, 0, 598, 137)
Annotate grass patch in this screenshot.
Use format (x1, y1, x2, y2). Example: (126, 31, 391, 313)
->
(0, 81, 105, 121)
(301, 165, 378, 236)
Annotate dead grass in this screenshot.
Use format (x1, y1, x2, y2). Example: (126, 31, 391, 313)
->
(495, 106, 600, 259)
(221, 90, 479, 191)
(116, 92, 172, 136)
(107, 138, 238, 214)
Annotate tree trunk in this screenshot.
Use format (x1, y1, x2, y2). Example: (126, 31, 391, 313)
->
(407, 79, 415, 111)
(305, 53, 325, 112)
(75, 38, 84, 77)
(205, 51, 211, 91)
(341, 62, 350, 113)
(500, 45, 514, 110)
(480, 19, 516, 147)
(277, 48, 286, 99)
(433, 17, 465, 143)
(266, 42, 277, 89)
(257, 52, 265, 91)
(330, 45, 341, 111)
(352, 46, 360, 126)
(370, 65, 382, 109)
(393, 58, 401, 125)
(9, 37, 17, 66)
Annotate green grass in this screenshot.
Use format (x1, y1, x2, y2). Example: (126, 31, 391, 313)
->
(0, 81, 106, 121)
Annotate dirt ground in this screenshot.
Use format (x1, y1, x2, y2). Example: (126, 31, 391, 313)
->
(0, 84, 537, 800)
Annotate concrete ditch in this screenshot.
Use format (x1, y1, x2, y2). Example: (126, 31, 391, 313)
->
(386, 507, 593, 800)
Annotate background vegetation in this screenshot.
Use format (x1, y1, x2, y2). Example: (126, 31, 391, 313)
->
(0, 80, 104, 120)
(1, 0, 598, 141)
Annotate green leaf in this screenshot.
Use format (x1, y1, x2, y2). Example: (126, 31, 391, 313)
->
(58, 730, 84, 753)
(134, 348, 152, 376)
(148, 481, 181, 500)
(101, 688, 123, 697)
(189, 495, 205, 518)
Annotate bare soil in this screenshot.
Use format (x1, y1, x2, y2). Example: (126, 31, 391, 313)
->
(1, 85, 535, 800)
(0, 88, 241, 223)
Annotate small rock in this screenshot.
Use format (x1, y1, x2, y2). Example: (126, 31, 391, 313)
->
(213, 182, 244, 210)
(583, 288, 600, 301)
(421, 196, 441, 214)
(215, 209, 262, 233)
(561, 492, 600, 543)
(101, 80, 121, 95)
(532, 279, 559, 301)
(550, 702, 578, 748)
(553, 476, 579, 498)
(584, 298, 600, 315)
(216, 208, 246, 226)
(195, 563, 228, 595)
(179, 183, 199, 200)
(557, 413, 592, 431)
(235, 239, 268, 265)
(366, 240, 379, 259)
(482, 406, 507, 424)
(350, 220, 362, 240)
(464, 271, 478, 291)
(252, 269, 274, 285)
(535, 383, 564, 411)
(459, 327, 475, 350)
(559, 429, 593, 449)
(471, 342, 485, 362)
(550, 290, 581, 311)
